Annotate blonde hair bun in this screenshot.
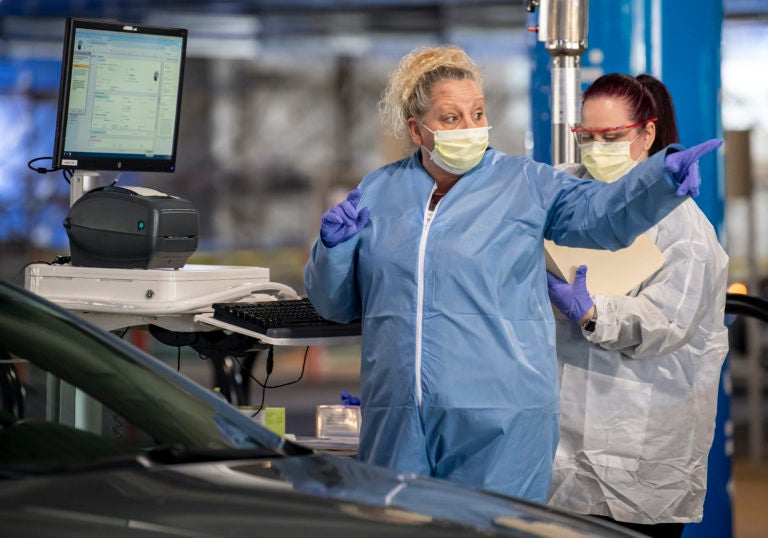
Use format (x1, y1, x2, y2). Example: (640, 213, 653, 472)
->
(379, 45, 482, 139)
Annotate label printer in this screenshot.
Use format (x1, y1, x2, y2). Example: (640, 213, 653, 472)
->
(63, 186, 199, 269)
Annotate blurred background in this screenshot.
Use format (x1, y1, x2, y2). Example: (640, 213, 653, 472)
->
(0, 0, 548, 437)
(1, 1, 767, 535)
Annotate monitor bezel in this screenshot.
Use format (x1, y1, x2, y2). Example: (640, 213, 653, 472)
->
(52, 18, 188, 173)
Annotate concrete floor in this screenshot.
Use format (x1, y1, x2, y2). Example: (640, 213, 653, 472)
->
(730, 392, 768, 538)
(732, 458, 768, 538)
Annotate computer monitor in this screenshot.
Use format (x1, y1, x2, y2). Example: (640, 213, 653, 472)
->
(52, 18, 187, 180)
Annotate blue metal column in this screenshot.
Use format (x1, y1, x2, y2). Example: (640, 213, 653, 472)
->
(529, 1, 730, 536)
(527, 12, 552, 164)
(531, 0, 724, 230)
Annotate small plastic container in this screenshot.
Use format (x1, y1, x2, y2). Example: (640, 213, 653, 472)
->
(316, 405, 361, 439)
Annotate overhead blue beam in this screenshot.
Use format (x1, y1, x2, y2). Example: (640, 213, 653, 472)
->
(530, 0, 723, 236)
(0, 59, 61, 93)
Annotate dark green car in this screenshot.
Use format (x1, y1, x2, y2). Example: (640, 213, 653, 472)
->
(0, 279, 641, 537)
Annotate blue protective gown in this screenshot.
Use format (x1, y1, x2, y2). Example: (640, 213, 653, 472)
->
(304, 146, 685, 503)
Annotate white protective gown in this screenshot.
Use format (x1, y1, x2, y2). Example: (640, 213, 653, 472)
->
(547, 163, 730, 524)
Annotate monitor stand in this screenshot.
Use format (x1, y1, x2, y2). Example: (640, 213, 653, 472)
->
(45, 168, 101, 432)
(69, 170, 101, 206)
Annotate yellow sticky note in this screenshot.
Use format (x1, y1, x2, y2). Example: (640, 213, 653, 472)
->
(264, 407, 286, 436)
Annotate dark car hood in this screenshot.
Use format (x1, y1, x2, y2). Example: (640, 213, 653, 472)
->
(0, 452, 635, 537)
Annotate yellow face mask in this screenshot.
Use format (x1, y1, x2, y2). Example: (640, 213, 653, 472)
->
(579, 133, 642, 182)
(421, 124, 491, 175)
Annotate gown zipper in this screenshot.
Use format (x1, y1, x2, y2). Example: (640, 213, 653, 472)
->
(415, 187, 441, 406)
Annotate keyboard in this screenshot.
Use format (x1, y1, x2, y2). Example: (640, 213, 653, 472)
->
(211, 298, 361, 339)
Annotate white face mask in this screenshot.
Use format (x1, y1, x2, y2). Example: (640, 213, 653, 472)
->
(421, 124, 491, 175)
(580, 134, 641, 183)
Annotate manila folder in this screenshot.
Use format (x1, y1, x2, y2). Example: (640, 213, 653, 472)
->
(544, 233, 664, 296)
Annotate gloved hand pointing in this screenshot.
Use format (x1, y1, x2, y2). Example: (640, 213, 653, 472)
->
(320, 188, 370, 248)
(664, 138, 723, 198)
(546, 265, 594, 324)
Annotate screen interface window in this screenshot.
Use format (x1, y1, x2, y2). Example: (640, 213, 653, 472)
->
(62, 28, 183, 164)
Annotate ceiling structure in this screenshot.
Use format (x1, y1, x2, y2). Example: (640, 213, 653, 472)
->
(0, 0, 765, 92)
(0, 0, 534, 93)
(1, 1, 529, 38)
(1, 0, 765, 25)
(1, 0, 763, 58)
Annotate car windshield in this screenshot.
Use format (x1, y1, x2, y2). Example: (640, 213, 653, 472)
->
(0, 281, 286, 472)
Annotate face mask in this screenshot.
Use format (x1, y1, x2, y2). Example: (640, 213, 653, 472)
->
(580, 134, 641, 183)
(421, 124, 491, 175)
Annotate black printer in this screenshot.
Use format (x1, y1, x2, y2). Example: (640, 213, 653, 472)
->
(63, 186, 199, 269)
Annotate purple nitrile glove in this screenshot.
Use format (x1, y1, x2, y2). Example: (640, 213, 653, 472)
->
(320, 188, 370, 248)
(546, 265, 594, 323)
(664, 138, 723, 198)
(340, 390, 361, 406)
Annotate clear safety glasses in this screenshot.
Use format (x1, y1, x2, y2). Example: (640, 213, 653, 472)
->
(571, 117, 657, 145)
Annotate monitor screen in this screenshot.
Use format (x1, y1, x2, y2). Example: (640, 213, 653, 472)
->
(52, 18, 187, 173)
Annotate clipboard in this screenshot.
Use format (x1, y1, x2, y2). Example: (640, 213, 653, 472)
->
(544, 233, 664, 296)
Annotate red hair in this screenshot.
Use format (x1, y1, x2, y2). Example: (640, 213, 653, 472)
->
(583, 73, 679, 156)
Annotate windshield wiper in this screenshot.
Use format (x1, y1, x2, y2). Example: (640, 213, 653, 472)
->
(0, 443, 315, 479)
(145, 444, 285, 464)
(0, 452, 147, 477)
